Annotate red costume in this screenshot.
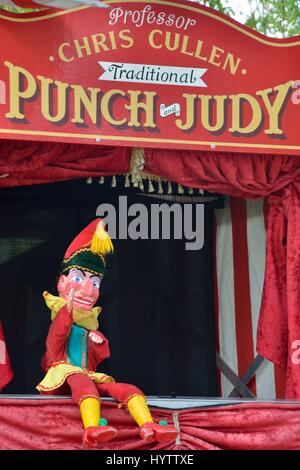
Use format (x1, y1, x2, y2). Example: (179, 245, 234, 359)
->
(37, 219, 177, 447)
(39, 300, 144, 408)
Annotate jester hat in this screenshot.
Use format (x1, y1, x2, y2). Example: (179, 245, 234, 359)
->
(59, 219, 113, 278)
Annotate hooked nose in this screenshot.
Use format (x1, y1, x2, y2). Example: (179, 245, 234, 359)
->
(81, 278, 94, 296)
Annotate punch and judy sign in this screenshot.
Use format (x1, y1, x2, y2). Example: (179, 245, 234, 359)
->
(0, 0, 300, 154)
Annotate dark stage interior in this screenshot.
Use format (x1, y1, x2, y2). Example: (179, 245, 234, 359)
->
(0, 179, 221, 397)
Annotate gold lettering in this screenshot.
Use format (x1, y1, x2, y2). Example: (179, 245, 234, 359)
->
(71, 85, 100, 124)
(229, 94, 262, 133)
(148, 29, 163, 49)
(37, 76, 68, 123)
(175, 94, 197, 130)
(222, 53, 241, 75)
(108, 31, 117, 50)
(165, 31, 180, 52)
(181, 35, 194, 56)
(194, 40, 208, 61)
(101, 89, 127, 126)
(91, 33, 109, 53)
(199, 95, 227, 132)
(5, 61, 37, 119)
(125, 91, 156, 127)
(257, 81, 294, 134)
(208, 46, 224, 67)
(119, 29, 134, 48)
(58, 43, 74, 63)
(74, 37, 92, 58)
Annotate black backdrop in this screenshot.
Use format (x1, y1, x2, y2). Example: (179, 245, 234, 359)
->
(0, 179, 219, 397)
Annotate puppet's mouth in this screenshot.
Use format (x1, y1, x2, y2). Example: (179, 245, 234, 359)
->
(73, 297, 94, 307)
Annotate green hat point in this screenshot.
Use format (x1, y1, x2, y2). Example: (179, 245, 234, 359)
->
(99, 418, 108, 427)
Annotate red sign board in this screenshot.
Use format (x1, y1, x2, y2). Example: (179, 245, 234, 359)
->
(0, 0, 300, 154)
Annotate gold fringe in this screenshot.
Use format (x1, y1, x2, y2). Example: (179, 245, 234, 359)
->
(122, 148, 204, 197)
(111, 175, 117, 187)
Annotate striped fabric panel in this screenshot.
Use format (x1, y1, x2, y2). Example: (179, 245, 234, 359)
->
(215, 197, 283, 399)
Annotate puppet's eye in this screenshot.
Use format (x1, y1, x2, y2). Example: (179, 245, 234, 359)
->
(92, 279, 100, 289)
(72, 276, 83, 283)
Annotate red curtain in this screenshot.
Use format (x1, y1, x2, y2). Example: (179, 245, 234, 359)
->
(144, 149, 300, 399)
(144, 149, 300, 198)
(0, 322, 13, 391)
(0, 140, 131, 187)
(0, 398, 299, 450)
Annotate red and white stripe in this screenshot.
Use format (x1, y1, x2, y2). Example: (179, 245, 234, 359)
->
(215, 197, 285, 399)
(0, 0, 108, 11)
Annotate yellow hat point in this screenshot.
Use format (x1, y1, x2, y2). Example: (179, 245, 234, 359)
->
(91, 221, 114, 256)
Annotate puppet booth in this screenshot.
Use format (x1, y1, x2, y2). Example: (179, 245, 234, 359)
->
(0, 0, 300, 450)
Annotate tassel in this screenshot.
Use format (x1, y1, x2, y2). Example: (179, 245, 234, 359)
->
(198, 189, 204, 195)
(125, 174, 130, 187)
(178, 184, 184, 194)
(158, 181, 163, 194)
(111, 175, 117, 188)
(137, 156, 145, 171)
(91, 221, 114, 255)
(148, 180, 154, 193)
(167, 181, 172, 194)
(139, 180, 144, 191)
(98, 176, 105, 184)
(188, 187, 193, 195)
(86, 177, 92, 184)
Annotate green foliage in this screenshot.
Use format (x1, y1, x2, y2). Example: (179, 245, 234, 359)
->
(204, 0, 300, 37)
(199, 0, 234, 16)
(244, 0, 300, 37)
(0, 4, 37, 13)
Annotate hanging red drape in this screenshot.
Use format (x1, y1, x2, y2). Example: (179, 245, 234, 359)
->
(0, 322, 13, 391)
(144, 149, 300, 399)
(144, 150, 300, 198)
(0, 140, 131, 187)
(0, 398, 299, 450)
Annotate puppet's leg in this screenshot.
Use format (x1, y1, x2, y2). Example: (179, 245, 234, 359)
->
(97, 382, 178, 444)
(67, 374, 117, 446)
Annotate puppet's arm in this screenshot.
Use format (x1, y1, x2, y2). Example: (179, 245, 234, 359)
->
(43, 291, 73, 366)
(87, 330, 110, 370)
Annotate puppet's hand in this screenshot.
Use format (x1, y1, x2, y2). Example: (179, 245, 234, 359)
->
(67, 288, 75, 313)
(89, 331, 104, 344)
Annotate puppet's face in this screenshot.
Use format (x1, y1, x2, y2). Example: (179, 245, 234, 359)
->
(57, 268, 101, 311)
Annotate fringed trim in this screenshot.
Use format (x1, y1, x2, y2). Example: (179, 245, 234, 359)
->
(85, 148, 208, 197)
(172, 412, 181, 446)
(111, 175, 117, 188)
(130, 147, 146, 186)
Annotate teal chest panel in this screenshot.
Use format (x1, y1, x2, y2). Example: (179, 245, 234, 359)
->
(67, 324, 88, 368)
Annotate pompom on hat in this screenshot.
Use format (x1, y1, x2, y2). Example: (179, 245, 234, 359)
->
(59, 219, 114, 277)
